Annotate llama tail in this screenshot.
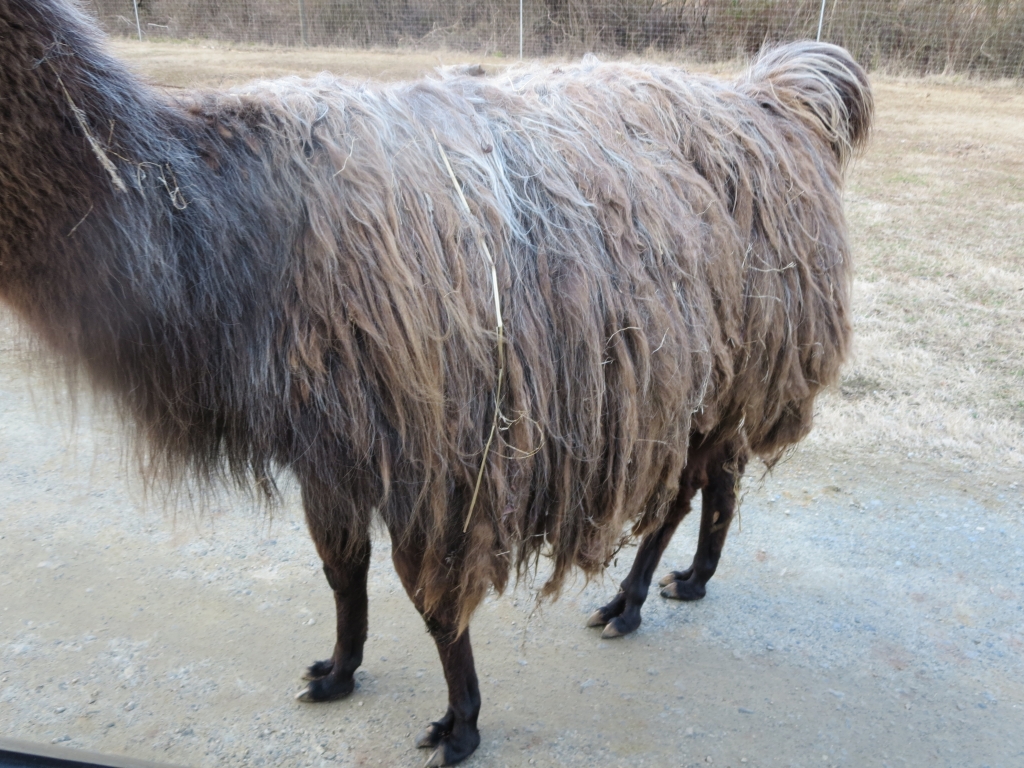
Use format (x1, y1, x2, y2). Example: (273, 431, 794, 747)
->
(743, 41, 873, 169)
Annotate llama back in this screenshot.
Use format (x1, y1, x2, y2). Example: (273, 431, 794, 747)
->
(532, 46, 873, 464)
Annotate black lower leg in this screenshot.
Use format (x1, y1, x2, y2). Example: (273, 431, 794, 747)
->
(418, 625, 481, 766)
(297, 537, 371, 701)
(390, 532, 482, 766)
(295, 474, 373, 702)
(661, 450, 745, 601)
(589, 485, 697, 638)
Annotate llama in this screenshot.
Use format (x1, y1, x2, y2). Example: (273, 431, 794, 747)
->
(0, 1, 870, 763)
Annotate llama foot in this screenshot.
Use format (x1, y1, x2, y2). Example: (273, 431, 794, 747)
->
(658, 567, 693, 587)
(586, 590, 625, 628)
(416, 709, 480, 766)
(422, 728, 481, 766)
(415, 710, 454, 749)
(659, 571, 707, 601)
(599, 611, 641, 638)
(295, 660, 356, 702)
(587, 590, 642, 638)
(302, 659, 334, 681)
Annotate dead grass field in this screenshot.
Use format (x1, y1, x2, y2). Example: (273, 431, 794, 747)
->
(108, 39, 1024, 472)
(106, 39, 516, 88)
(830, 75, 1024, 469)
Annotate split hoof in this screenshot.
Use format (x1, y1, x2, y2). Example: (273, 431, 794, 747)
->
(600, 613, 640, 639)
(587, 590, 626, 628)
(424, 746, 448, 767)
(415, 721, 448, 750)
(294, 674, 355, 703)
(422, 731, 481, 766)
(658, 568, 692, 587)
(302, 659, 334, 681)
(416, 710, 478, 765)
(600, 622, 625, 639)
(660, 577, 707, 601)
(416, 710, 455, 749)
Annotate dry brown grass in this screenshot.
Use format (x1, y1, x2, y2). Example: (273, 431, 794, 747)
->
(824, 78, 1024, 468)
(106, 39, 513, 87)
(107, 40, 1024, 471)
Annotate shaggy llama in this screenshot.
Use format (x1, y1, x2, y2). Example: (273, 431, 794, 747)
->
(0, 0, 870, 763)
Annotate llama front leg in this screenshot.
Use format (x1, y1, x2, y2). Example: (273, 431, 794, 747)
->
(296, 537, 371, 701)
(587, 482, 698, 638)
(659, 451, 746, 601)
(295, 477, 372, 702)
(390, 533, 481, 766)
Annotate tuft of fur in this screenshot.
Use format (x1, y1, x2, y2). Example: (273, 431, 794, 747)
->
(742, 41, 873, 170)
(0, 0, 871, 630)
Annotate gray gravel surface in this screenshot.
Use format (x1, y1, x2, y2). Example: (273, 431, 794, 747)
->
(2, 345, 1023, 768)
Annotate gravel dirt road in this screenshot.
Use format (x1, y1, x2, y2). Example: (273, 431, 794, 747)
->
(2, 338, 1022, 768)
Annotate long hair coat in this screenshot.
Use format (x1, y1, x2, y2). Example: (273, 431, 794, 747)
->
(0, 0, 871, 629)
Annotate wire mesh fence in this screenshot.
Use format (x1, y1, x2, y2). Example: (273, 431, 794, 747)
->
(88, 1, 1024, 78)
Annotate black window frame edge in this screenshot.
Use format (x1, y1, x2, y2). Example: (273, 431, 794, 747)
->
(0, 738, 184, 768)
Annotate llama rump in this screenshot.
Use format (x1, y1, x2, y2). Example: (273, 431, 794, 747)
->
(0, 0, 871, 763)
(587, 42, 874, 640)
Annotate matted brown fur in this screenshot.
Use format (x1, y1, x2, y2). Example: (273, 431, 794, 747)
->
(0, 0, 871, 631)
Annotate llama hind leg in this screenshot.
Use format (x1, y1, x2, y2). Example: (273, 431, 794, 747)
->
(390, 534, 481, 766)
(416, 624, 481, 766)
(587, 483, 698, 638)
(660, 450, 746, 601)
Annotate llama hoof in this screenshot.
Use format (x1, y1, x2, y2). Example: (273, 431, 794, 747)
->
(587, 590, 626, 628)
(416, 709, 455, 749)
(416, 709, 478, 765)
(658, 568, 692, 587)
(415, 723, 447, 749)
(600, 613, 640, 639)
(303, 659, 334, 680)
(422, 730, 481, 766)
(660, 577, 706, 601)
(295, 674, 355, 702)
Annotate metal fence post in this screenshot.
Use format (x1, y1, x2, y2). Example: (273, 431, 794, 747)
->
(298, 0, 308, 46)
(132, 0, 142, 41)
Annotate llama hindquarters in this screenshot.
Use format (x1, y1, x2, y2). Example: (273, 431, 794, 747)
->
(587, 438, 747, 638)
